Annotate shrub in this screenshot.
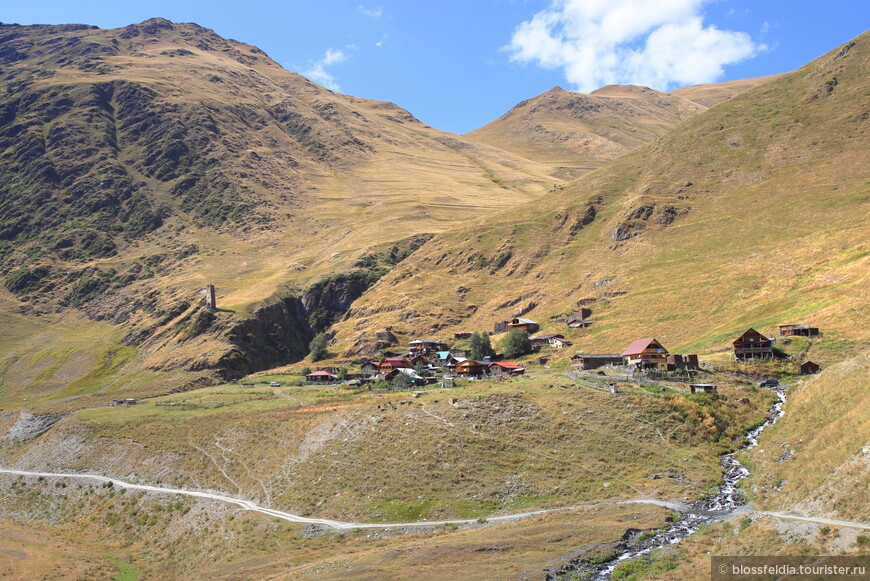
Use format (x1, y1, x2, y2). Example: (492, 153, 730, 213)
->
(468, 332, 495, 360)
(309, 332, 328, 362)
(501, 329, 532, 359)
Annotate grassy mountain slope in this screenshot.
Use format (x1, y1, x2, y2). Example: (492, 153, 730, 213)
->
(670, 74, 782, 107)
(335, 33, 869, 362)
(465, 85, 706, 180)
(0, 19, 567, 407)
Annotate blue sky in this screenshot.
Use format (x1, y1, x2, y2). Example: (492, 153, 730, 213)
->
(2, 1, 867, 133)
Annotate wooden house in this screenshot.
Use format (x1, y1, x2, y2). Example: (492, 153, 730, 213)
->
(360, 361, 380, 377)
(382, 368, 425, 385)
(453, 331, 472, 339)
(377, 357, 415, 372)
(493, 321, 508, 334)
(507, 318, 539, 333)
(733, 328, 773, 360)
(551, 337, 573, 348)
(408, 339, 449, 356)
(569, 354, 623, 370)
(455, 360, 488, 378)
(689, 384, 718, 395)
(306, 370, 338, 382)
(530, 334, 563, 348)
(779, 324, 820, 337)
(622, 338, 669, 370)
(488, 362, 525, 376)
(566, 308, 593, 328)
(800, 360, 821, 375)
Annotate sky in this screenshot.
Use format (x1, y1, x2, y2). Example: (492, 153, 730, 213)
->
(2, 1, 867, 134)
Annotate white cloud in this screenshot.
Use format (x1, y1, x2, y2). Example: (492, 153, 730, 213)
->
(505, 0, 758, 92)
(375, 33, 389, 47)
(357, 5, 383, 19)
(303, 48, 348, 92)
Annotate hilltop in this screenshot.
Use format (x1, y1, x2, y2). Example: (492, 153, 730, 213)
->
(466, 85, 705, 179)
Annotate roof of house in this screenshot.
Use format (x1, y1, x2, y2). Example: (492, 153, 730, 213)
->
(511, 318, 538, 325)
(572, 353, 623, 359)
(734, 328, 770, 341)
(621, 338, 665, 357)
(306, 370, 337, 378)
(380, 357, 414, 367)
(530, 334, 563, 341)
(489, 361, 524, 370)
(409, 339, 445, 345)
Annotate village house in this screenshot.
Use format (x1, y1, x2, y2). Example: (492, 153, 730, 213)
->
(569, 354, 624, 370)
(507, 318, 540, 333)
(566, 308, 593, 328)
(733, 328, 773, 360)
(530, 334, 563, 349)
(449, 348, 468, 358)
(382, 367, 426, 386)
(689, 384, 718, 395)
(779, 324, 820, 337)
(306, 370, 338, 383)
(360, 360, 380, 377)
(550, 337, 573, 348)
(493, 321, 508, 334)
(408, 339, 449, 356)
(800, 360, 821, 375)
(622, 338, 669, 370)
(453, 331, 472, 339)
(377, 357, 415, 373)
(487, 361, 525, 377)
(455, 360, 488, 378)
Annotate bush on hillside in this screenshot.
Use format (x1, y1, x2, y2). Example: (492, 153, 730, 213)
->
(309, 333, 328, 362)
(501, 329, 532, 359)
(468, 332, 494, 360)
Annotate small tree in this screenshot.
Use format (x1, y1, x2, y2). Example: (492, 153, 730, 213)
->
(309, 332, 328, 362)
(300, 366, 312, 376)
(468, 331, 495, 360)
(502, 329, 532, 359)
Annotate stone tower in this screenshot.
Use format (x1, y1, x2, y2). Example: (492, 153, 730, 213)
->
(205, 284, 217, 310)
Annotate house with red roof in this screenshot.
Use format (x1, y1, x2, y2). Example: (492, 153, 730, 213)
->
(622, 338, 669, 370)
(306, 370, 338, 382)
(488, 361, 525, 376)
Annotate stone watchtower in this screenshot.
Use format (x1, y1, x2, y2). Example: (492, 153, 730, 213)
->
(205, 284, 217, 310)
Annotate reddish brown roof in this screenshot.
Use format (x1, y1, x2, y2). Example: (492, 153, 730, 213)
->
(380, 357, 414, 368)
(306, 370, 337, 378)
(621, 338, 665, 357)
(489, 362, 524, 370)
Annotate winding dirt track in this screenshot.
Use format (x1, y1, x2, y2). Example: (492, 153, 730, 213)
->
(3, 468, 867, 532)
(0, 467, 684, 530)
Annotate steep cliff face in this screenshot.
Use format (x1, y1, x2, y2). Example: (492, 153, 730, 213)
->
(217, 295, 313, 379)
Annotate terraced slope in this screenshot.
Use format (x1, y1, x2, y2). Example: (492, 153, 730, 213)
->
(335, 32, 869, 363)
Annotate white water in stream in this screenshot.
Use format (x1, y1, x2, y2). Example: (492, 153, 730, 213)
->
(589, 388, 787, 580)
